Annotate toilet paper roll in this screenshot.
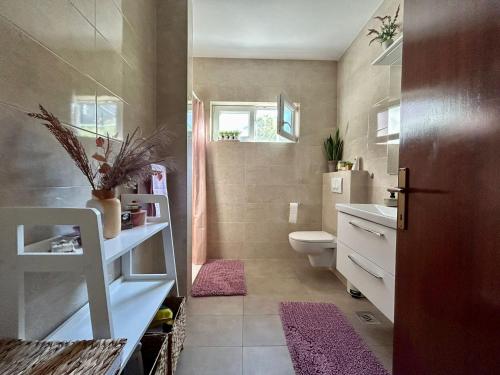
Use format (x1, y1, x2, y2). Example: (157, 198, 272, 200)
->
(289, 202, 299, 224)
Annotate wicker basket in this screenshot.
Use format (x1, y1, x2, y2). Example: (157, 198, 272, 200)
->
(163, 296, 186, 375)
(0, 339, 125, 375)
(141, 333, 169, 375)
(146, 296, 186, 375)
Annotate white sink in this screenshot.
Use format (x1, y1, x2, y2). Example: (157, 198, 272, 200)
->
(335, 203, 397, 229)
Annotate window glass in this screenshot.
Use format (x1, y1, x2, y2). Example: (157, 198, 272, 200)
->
(218, 111, 251, 137)
(277, 94, 298, 142)
(387, 105, 401, 135)
(254, 109, 278, 142)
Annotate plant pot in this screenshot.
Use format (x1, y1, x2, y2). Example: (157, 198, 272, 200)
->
(383, 39, 394, 49)
(86, 189, 121, 239)
(328, 160, 338, 172)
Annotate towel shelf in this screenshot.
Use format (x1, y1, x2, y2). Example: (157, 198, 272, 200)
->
(0, 193, 178, 372)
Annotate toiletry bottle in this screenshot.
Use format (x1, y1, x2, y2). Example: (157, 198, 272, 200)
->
(384, 191, 398, 207)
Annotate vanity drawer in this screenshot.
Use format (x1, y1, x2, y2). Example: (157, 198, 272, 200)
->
(336, 242, 395, 321)
(337, 212, 396, 275)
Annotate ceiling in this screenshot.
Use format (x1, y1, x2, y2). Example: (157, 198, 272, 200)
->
(192, 0, 383, 61)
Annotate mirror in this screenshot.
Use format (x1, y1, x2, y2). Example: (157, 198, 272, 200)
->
(368, 65, 402, 175)
(387, 65, 402, 174)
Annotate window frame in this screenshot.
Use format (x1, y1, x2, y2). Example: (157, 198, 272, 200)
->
(210, 101, 299, 143)
(211, 101, 277, 142)
(277, 93, 299, 142)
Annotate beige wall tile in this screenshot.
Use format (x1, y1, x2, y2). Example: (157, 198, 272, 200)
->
(245, 185, 297, 204)
(0, 0, 95, 76)
(322, 171, 370, 234)
(244, 203, 289, 224)
(240, 242, 295, 260)
(244, 222, 290, 243)
(208, 183, 246, 205)
(208, 222, 245, 243)
(207, 163, 245, 185)
(207, 241, 242, 260)
(208, 202, 246, 223)
(245, 165, 298, 186)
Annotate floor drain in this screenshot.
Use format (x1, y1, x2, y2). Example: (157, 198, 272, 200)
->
(355, 311, 380, 324)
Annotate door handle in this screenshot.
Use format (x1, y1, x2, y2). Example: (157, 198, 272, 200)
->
(348, 221, 385, 237)
(348, 254, 384, 279)
(387, 187, 405, 194)
(389, 168, 408, 230)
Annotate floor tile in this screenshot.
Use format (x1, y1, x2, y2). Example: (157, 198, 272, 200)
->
(371, 345, 393, 373)
(244, 295, 282, 315)
(176, 346, 243, 375)
(185, 315, 243, 347)
(243, 295, 309, 315)
(295, 268, 346, 295)
(246, 276, 310, 296)
(351, 320, 394, 347)
(187, 296, 243, 316)
(243, 346, 294, 375)
(244, 259, 297, 278)
(243, 315, 286, 346)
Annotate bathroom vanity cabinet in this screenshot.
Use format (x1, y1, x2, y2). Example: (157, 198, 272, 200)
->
(335, 204, 397, 321)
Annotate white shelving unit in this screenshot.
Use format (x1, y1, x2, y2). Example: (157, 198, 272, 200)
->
(372, 34, 403, 66)
(0, 193, 178, 371)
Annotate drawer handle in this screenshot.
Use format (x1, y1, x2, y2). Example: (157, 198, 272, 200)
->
(349, 221, 385, 237)
(348, 254, 384, 279)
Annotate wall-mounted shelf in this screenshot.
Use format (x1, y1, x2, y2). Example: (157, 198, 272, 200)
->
(47, 277, 175, 368)
(0, 193, 178, 372)
(372, 34, 403, 66)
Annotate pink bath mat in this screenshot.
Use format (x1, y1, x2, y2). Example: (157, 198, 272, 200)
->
(191, 259, 247, 297)
(280, 302, 389, 375)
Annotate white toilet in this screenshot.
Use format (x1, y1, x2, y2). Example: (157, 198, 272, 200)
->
(288, 231, 336, 267)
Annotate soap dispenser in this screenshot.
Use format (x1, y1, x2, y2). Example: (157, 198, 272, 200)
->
(384, 191, 398, 207)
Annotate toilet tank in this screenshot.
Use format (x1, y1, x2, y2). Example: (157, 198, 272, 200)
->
(321, 171, 369, 236)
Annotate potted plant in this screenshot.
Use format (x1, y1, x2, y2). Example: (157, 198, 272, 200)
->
(367, 5, 401, 49)
(324, 128, 344, 172)
(29, 105, 173, 239)
(231, 131, 240, 141)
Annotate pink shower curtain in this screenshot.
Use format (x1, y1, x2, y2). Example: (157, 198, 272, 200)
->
(192, 98, 207, 265)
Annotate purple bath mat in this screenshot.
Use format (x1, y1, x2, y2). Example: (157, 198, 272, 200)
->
(191, 259, 247, 297)
(279, 302, 389, 375)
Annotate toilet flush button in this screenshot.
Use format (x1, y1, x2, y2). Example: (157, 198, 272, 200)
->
(331, 177, 343, 193)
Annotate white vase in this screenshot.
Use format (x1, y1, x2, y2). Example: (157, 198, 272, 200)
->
(86, 190, 121, 239)
(383, 39, 394, 49)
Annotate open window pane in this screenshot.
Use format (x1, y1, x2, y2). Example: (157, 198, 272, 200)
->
(277, 93, 298, 142)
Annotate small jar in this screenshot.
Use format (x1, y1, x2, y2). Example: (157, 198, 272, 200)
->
(131, 210, 147, 227)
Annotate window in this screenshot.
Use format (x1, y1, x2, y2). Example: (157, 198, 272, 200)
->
(277, 93, 299, 142)
(211, 99, 299, 142)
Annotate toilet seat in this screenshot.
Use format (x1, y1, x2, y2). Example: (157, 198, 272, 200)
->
(289, 231, 336, 244)
(288, 231, 337, 267)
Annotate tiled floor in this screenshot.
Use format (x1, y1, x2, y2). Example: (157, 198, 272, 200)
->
(177, 259, 393, 375)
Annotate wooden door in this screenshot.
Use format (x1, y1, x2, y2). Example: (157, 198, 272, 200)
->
(394, 1, 500, 374)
